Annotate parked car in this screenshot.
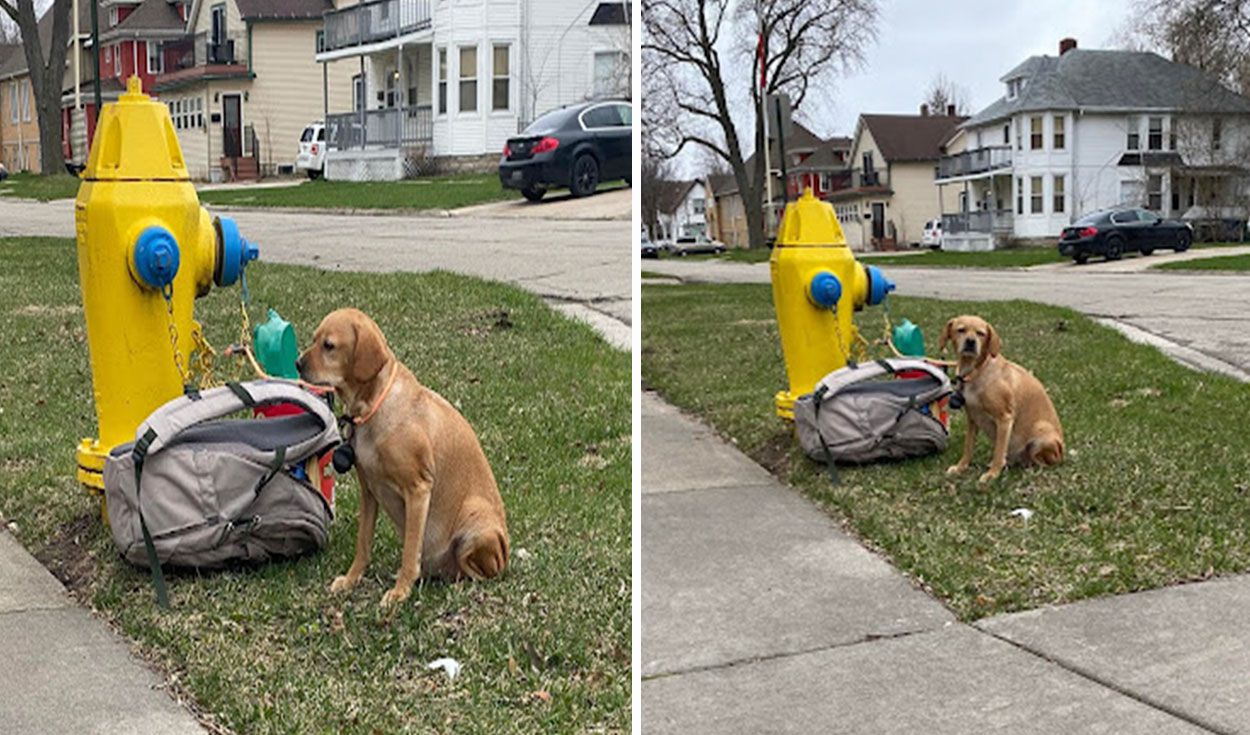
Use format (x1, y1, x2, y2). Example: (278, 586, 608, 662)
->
(499, 100, 632, 201)
(296, 122, 326, 179)
(669, 234, 726, 256)
(641, 232, 659, 259)
(1058, 207, 1193, 264)
(920, 219, 943, 249)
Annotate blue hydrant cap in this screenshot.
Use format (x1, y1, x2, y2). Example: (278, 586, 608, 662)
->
(133, 226, 180, 290)
(809, 271, 843, 308)
(866, 265, 896, 306)
(214, 216, 259, 287)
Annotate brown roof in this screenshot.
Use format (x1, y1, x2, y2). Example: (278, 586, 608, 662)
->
(0, 44, 23, 78)
(236, 0, 332, 20)
(860, 113, 968, 162)
(103, 0, 187, 39)
(706, 173, 736, 196)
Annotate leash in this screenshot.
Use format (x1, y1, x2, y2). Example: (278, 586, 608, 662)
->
(328, 361, 399, 475)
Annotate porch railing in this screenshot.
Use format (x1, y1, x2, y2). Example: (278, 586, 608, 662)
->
(936, 146, 1013, 180)
(326, 106, 433, 150)
(941, 209, 1014, 234)
(323, 0, 432, 52)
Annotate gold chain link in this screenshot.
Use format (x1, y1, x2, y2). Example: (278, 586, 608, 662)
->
(191, 323, 218, 389)
(164, 294, 193, 388)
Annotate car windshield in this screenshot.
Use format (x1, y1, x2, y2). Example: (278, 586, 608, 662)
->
(523, 108, 578, 135)
(300, 127, 315, 142)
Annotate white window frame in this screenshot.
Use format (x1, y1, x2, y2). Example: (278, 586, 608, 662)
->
(491, 43, 510, 112)
(114, 44, 120, 76)
(8, 82, 17, 123)
(1030, 175, 1043, 214)
(1053, 114, 1065, 150)
(20, 81, 30, 122)
(1029, 115, 1043, 150)
(458, 44, 477, 114)
(109, 7, 118, 26)
(1053, 174, 1065, 213)
(147, 41, 163, 75)
(435, 47, 447, 115)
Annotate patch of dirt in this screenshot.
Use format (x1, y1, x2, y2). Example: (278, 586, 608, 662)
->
(13, 304, 81, 317)
(462, 309, 513, 337)
(34, 510, 100, 596)
(753, 430, 796, 476)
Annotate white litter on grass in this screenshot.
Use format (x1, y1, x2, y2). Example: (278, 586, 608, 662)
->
(1010, 508, 1034, 520)
(427, 657, 462, 681)
(514, 548, 532, 562)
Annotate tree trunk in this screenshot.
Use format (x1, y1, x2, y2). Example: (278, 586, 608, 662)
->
(4, 0, 72, 176)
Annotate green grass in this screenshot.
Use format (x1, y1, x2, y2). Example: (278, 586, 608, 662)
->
(0, 237, 629, 734)
(0, 172, 82, 201)
(197, 174, 518, 211)
(859, 246, 1065, 268)
(1154, 253, 1250, 271)
(643, 282, 1250, 621)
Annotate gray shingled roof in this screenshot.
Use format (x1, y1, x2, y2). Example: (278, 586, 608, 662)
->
(966, 49, 1250, 128)
(861, 113, 966, 162)
(102, 0, 187, 39)
(791, 136, 851, 173)
(0, 44, 24, 79)
(236, 0, 333, 20)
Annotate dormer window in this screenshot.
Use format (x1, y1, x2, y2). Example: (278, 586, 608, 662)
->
(1006, 77, 1027, 100)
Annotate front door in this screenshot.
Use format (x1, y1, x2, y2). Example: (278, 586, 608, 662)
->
(222, 94, 242, 158)
(871, 202, 885, 240)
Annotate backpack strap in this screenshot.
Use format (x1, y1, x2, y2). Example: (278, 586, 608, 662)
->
(813, 358, 952, 400)
(131, 427, 169, 609)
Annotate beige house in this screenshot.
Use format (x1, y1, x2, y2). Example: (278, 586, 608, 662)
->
(830, 111, 966, 250)
(0, 45, 41, 172)
(153, 0, 354, 180)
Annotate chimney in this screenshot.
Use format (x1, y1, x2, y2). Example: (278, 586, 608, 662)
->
(920, 103, 929, 117)
(1059, 37, 1077, 55)
(946, 103, 956, 116)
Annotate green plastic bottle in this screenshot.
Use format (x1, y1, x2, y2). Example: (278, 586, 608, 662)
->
(253, 308, 300, 379)
(892, 319, 926, 357)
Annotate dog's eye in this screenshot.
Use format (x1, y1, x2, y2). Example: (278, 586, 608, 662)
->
(956, 327, 966, 334)
(976, 331, 986, 337)
(322, 340, 335, 351)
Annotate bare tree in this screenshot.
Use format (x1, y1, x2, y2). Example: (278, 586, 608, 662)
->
(922, 72, 971, 116)
(640, 152, 672, 240)
(643, 0, 879, 249)
(0, 0, 71, 175)
(1126, 0, 1250, 93)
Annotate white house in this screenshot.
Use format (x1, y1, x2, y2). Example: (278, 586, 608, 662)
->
(657, 180, 708, 241)
(936, 38, 1250, 250)
(313, 0, 631, 180)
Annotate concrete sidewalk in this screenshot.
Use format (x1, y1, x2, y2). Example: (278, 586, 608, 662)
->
(0, 531, 205, 734)
(641, 391, 1249, 734)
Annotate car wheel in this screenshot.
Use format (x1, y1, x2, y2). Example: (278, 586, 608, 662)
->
(1176, 230, 1192, 252)
(1105, 237, 1124, 261)
(570, 155, 599, 197)
(522, 186, 546, 203)
(1074, 253, 1089, 265)
(308, 168, 323, 180)
(1140, 246, 1153, 256)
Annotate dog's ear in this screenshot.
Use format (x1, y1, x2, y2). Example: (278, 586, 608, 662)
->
(351, 318, 388, 383)
(986, 324, 1002, 358)
(938, 318, 956, 353)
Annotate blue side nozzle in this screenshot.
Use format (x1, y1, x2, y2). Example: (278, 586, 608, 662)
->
(865, 265, 896, 306)
(215, 215, 260, 287)
(133, 226, 181, 290)
(808, 271, 843, 309)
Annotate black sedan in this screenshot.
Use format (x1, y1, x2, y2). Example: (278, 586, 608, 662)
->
(499, 100, 632, 202)
(1058, 207, 1193, 264)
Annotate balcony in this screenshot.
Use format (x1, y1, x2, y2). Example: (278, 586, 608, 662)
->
(941, 209, 1014, 234)
(326, 106, 433, 150)
(936, 146, 1012, 181)
(825, 168, 890, 201)
(323, 0, 432, 53)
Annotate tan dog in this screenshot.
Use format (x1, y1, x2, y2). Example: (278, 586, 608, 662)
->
(297, 308, 508, 607)
(940, 315, 1064, 483)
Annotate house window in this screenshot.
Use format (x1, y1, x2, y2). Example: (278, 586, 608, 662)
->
(437, 48, 447, 114)
(1053, 115, 1065, 149)
(1030, 116, 1043, 149)
(1053, 174, 1065, 213)
(593, 51, 628, 98)
(1003, 123, 1009, 144)
(1148, 174, 1163, 210)
(1169, 120, 1177, 151)
(1126, 116, 1140, 150)
(315, 30, 325, 54)
(20, 80, 30, 122)
(692, 198, 705, 215)
(147, 42, 163, 74)
(1015, 119, 1021, 150)
(1016, 176, 1023, 214)
(819, 172, 831, 191)
(1148, 117, 1163, 150)
(1030, 176, 1043, 213)
(1213, 117, 1222, 150)
(109, 7, 118, 26)
(8, 82, 16, 123)
(114, 44, 120, 75)
(492, 44, 509, 111)
(459, 45, 477, 113)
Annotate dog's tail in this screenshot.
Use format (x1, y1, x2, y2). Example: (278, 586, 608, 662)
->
(455, 521, 509, 581)
(1028, 424, 1065, 466)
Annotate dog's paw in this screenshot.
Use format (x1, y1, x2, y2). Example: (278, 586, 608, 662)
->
(329, 574, 360, 594)
(978, 469, 1001, 484)
(380, 586, 410, 608)
(946, 464, 968, 476)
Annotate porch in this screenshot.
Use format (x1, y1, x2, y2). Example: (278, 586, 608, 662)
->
(936, 145, 1012, 182)
(321, 0, 432, 55)
(938, 172, 1013, 250)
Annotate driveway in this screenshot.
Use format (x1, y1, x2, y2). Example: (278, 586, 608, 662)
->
(643, 257, 1250, 372)
(0, 194, 631, 349)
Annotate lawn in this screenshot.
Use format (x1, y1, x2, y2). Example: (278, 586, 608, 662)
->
(1154, 253, 1250, 271)
(0, 237, 630, 734)
(197, 174, 518, 211)
(858, 246, 1064, 268)
(642, 282, 1250, 621)
(0, 172, 82, 201)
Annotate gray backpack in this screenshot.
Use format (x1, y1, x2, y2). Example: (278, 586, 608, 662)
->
(103, 380, 341, 606)
(794, 359, 952, 473)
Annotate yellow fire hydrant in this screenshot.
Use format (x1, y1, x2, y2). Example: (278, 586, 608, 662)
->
(770, 188, 895, 419)
(74, 77, 258, 490)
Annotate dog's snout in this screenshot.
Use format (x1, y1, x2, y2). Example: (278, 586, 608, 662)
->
(962, 338, 978, 353)
(295, 354, 306, 373)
